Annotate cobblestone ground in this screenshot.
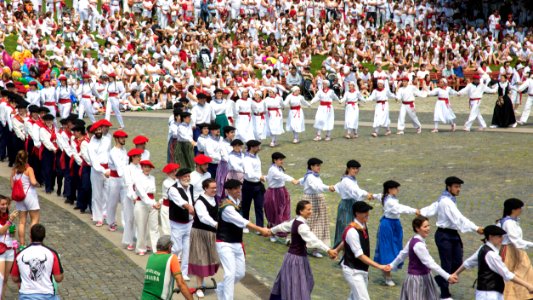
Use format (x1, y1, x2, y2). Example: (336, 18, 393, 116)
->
(0, 179, 145, 299)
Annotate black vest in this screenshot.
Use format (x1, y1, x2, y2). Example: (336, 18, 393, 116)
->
(168, 183, 194, 224)
(342, 224, 370, 271)
(288, 219, 307, 257)
(477, 244, 505, 294)
(215, 201, 243, 243)
(192, 195, 218, 232)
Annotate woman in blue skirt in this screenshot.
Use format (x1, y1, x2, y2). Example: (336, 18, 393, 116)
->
(332, 160, 378, 247)
(374, 180, 419, 287)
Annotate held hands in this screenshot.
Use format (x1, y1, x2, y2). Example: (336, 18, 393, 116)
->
(259, 228, 272, 237)
(448, 274, 459, 284)
(476, 227, 484, 235)
(185, 204, 195, 216)
(260, 176, 266, 183)
(378, 264, 392, 272)
(415, 209, 421, 216)
(153, 203, 161, 210)
(328, 185, 336, 192)
(291, 179, 300, 185)
(104, 170, 110, 178)
(327, 249, 338, 260)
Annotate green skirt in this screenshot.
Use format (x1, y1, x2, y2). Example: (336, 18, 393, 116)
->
(215, 113, 230, 136)
(174, 141, 195, 169)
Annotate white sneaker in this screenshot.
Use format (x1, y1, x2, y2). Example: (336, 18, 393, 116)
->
(384, 278, 396, 286)
(440, 298, 454, 300)
(512, 122, 518, 128)
(270, 236, 277, 243)
(196, 289, 205, 298)
(183, 275, 190, 281)
(311, 251, 323, 258)
(489, 125, 497, 128)
(243, 228, 249, 233)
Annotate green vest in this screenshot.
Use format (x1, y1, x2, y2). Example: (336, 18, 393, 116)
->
(141, 253, 175, 300)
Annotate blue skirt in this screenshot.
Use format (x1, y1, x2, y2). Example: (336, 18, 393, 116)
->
(333, 198, 358, 248)
(374, 217, 404, 266)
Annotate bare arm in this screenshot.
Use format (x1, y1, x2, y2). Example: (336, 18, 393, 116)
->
(173, 273, 193, 300)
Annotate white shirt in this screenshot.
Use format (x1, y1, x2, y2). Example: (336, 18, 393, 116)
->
(266, 165, 294, 188)
(191, 103, 215, 126)
(204, 136, 223, 164)
(134, 173, 156, 206)
(344, 219, 367, 260)
(458, 82, 497, 99)
(271, 216, 330, 252)
(242, 152, 262, 182)
(88, 135, 112, 173)
(177, 123, 193, 142)
(500, 218, 533, 249)
(160, 177, 176, 201)
(108, 147, 128, 178)
(334, 176, 368, 200)
(390, 234, 450, 280)
(39, 126, 58, 152)
(420, 191, 478, 233)
(382, 195, 417, 219)
(220, 195, 249, 229)
(227, 151, 244, 172)
(190, 170, 211, 201)
(299, 171, 329, 195)
(195, 194, 218, 228)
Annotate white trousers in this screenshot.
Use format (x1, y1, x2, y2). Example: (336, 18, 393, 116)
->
(397, 104, 421, 130)
(90, 169, 108, 222)
(519, 96, 533, 123)
(121, 196, 135, 245)
(105, 177, 126, 226)
(170, 221, 192, 276)
(58, 103, 72, 119)
(216, 242, 246, 300)
(160, 204, 170, 235)
(134, 201, 159, 252)
(105, 97, 124, 128)
(342, 265, 369, 300)
(464, 100, 487, 130)
(79, 99, 96, 123)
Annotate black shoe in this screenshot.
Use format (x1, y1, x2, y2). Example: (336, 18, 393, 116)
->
(73, 206, 80, 210)
(80, 210, 86, 214)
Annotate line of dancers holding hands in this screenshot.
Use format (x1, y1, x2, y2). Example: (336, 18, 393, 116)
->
(261, 158, 533, 300)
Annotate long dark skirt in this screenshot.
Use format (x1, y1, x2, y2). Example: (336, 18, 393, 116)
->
(270, 253, 314, 300)
(264, 187, 291, 237)
(167, 138, 177, 163)
(215, 160, 229, 203)
(333, 198, 358, 247)
(174, 141, 195, 169)
(491, 95, 516, 127)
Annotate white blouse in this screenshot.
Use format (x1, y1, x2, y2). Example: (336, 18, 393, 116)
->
(501, 219, 533, 249)
(271, 216, 330, 252)
(266, 165, 294, 189)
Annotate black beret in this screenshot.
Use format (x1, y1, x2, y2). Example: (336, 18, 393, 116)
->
(39, 107, 50, 113)
(307, 158, 323, 168)
(246, 140, 261, 148)
(208, 123, 221, 130)
(271, 152, 286, 161)
(197, 93, 207, 99)
(71, 125, 86, 133)
(346, 160, 361, 169)
(197, 123, 210, 130)
(352, 201, 373, 214)
(42, 114, 55, 121)
(445, 176, 464, 186)
(383, 180, 401, 190)
(483, 225, 506, 238)
(176, 168, 192, 177)
(223, 126, 236, 133)
(28, 105, 39, 113)
(16, 101, 29, 109)
(224, 179, 242, 190)
(181, 112, 192, 119)
(230, 139, 244, 146)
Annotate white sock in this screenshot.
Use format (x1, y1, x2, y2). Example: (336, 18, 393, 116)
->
(293, 132, 299, 140)
(434, 122, 439, 129)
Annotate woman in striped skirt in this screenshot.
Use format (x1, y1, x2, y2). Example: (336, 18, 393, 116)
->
(264, 152, 299, 243)
(270, 200, 338, 300)
(297, 158, 335, 258)
(188, 179, 220, 298)
(375, 180, 419, 286)
(332, 160, 378, 247)
(389, 216, 458, 300)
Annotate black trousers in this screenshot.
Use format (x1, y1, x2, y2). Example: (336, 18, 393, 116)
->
(241, 180, 265, 227)
(434, 228, 463, 299)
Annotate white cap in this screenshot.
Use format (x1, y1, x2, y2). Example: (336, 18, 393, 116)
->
(516, 64, 524, 70)
(291, 86, 300, 92)
(377, 80, 385, 85)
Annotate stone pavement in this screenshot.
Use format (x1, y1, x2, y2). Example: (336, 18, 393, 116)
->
(0, 162, 265, 300)
(0, 178, 145, 299)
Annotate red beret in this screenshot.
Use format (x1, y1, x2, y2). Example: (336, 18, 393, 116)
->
(17, 86, 27, 94)
(133, 135, 149, 145)
(89, 121, 103, 133)
(223, 89, 230, 95)
(99, 119, 113, 127)
(82, 74, 91, 79)
(58, 75, 67, 81)
(113, 130, 128, 138)
(473, 74, 481, 80)
(29, 81, 38, 86)
(162, 163, 180, 173)
(108, 73, 116, 78)
(139, 160, 155, 168)
(194, 154, 213, 165)
(127, 148, 143, 157)
(400, 77, 409, 81)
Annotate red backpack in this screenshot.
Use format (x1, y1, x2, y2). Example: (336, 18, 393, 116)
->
(11, 174, 29, 202)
